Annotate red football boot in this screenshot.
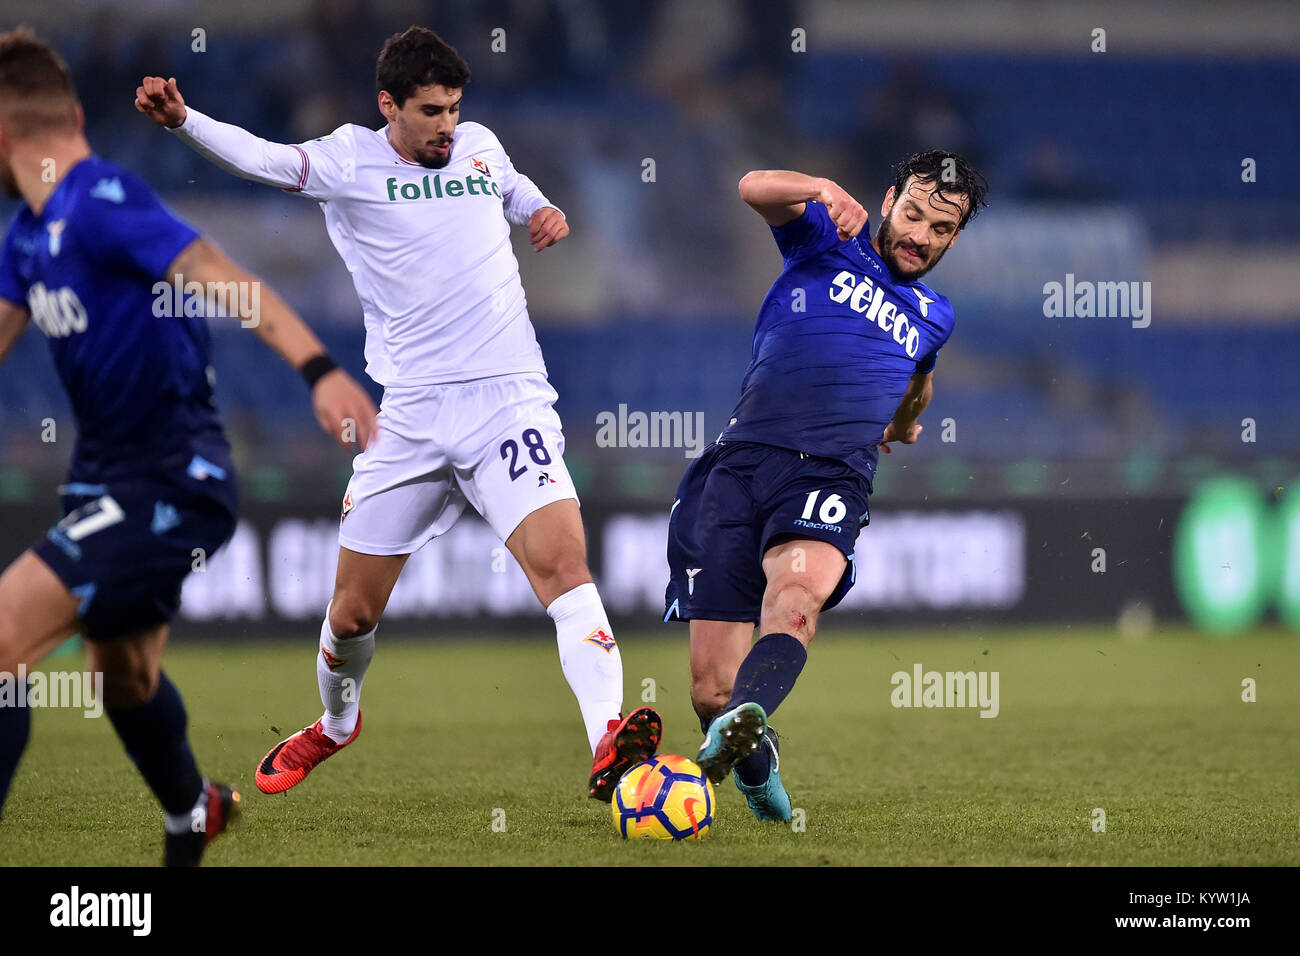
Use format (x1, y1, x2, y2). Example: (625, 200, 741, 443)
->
(588, 706, 663, 802)
(255, 713, 362, 795)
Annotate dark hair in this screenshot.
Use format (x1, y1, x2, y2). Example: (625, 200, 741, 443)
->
(0, 27, 79, 136)
(376, 26, 470, 107)
(892, 149, 988, 229)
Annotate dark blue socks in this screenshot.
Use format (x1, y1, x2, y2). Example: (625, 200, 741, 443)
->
(0, 681, 32, 818)
(724, 633, 808, 717)
(107, 672, 203, 816)
(725, 633, 807, 785)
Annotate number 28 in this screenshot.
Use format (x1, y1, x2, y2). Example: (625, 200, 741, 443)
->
(500, 428, 551, 480)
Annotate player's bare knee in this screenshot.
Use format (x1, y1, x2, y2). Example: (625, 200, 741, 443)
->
(764, 580, 820, 641)
(0, 620, 51, 674)
(101, 662, 159, 708)
(328, 598, 381, 638)
(535, 550, 591, 597)
(0, 596, 28, 672)
(689, 675, 730, 719)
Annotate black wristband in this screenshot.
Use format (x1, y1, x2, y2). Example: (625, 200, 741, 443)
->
(299, 354, 339, 388)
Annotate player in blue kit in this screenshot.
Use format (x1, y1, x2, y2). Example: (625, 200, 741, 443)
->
(664, 152, 987, 819)
(0, 29, 376, 864)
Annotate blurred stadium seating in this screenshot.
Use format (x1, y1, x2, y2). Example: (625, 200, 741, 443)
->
(0, 0, 1296, 631)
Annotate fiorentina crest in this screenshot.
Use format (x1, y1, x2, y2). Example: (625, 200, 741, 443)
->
(584, 628, 617, 653)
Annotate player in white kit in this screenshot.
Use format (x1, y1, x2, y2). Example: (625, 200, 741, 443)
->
(135, 26, 661, 801)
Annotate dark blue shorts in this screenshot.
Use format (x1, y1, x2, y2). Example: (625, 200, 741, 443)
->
(33, 452, 238, 642)
(664, 441, 869, 624)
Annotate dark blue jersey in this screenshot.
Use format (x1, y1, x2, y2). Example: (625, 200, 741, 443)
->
(720, 201, 956, 490)
(0, 157, 228, 481)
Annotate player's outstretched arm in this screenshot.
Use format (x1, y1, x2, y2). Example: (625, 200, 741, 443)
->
(878, 371, 933, 454)
(0, 300, 29, 367)
(135, 76, 309, 191)
(738, 170, 868, 240)
(166, 238, 378, 450)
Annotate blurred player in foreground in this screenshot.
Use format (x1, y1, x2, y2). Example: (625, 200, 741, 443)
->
(0, 29, 376, 864)
(664, 153, 987, 819)
(136, 26, 661, 802)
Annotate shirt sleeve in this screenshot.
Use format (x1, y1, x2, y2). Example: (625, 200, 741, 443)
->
(0, 219, 27, 307)
(292, 125, 360, 201)
(770, 201, 842, 261)
(82, 172, 199, 281)
(169, 107, 348, 201)
(915, 350, 938, 374)
(492, 133, 561, 226)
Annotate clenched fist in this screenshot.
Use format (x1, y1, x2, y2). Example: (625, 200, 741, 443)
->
(135, 76, 187, 128)
(817, 180, 869, 241)
(877, 420, 922, 454)
(529, 206, 569, 252)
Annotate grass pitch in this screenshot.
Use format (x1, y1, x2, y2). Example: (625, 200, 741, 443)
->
(4, 625, 1298, 866)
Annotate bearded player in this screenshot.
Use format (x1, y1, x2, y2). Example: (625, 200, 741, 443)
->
(664, 153, 988, 819)
(135, 26, 661, 801)
(0, 28, 377, 864)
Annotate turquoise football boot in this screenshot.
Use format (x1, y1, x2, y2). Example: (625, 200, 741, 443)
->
(733, 727, 792, 822)
(696, 702, 767, 785)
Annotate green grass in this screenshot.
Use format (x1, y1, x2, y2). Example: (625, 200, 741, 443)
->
(4, 625, 1298, 866)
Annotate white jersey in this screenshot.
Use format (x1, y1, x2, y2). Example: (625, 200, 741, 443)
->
(171, 111, 556, 386)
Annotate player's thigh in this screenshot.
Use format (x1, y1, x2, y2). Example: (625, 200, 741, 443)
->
(760, 538, 847, 641)
(663, 445, 766, 626)
(754, 452, 868, 640)
(689, 619, 756, 712)
(329, 547, 410, 636)
(455, 375, 579, 545)
(504, 498, 591, 607)
(87, 622, 169, 708)
(0, 551, 81, 673)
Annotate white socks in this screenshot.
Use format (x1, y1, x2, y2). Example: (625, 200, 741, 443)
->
(548, 582, 624, 753)
(311, 588, 618, 753)
(317, 610, 376, 744)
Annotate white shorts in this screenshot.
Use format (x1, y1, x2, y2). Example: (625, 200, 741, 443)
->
(338, 373, 579, 555)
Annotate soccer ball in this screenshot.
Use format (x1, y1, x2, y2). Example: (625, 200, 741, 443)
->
(612, 754, 715, 840)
